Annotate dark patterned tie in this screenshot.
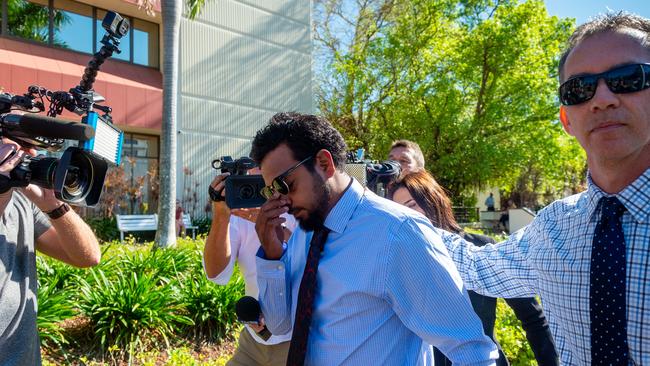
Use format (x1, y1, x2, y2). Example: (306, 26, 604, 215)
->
(590, 196, 628, 365)
(286, 226, 331, 366)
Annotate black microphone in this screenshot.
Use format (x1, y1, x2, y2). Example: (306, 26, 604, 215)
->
(235, 296, 272, 341)
(1, 114, 95, 141)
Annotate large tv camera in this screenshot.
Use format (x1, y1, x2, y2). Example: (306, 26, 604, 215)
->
(210, 156, 266, 209)
(344, 151, 401, 197)
(0, 11, 127, 206)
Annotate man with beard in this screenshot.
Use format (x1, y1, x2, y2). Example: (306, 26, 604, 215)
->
(251, 112, 497, 366)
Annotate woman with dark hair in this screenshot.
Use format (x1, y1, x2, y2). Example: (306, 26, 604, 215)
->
(389, 171, 559, 366)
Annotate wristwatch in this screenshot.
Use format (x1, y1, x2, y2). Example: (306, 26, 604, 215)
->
(46, 203, 70, 219)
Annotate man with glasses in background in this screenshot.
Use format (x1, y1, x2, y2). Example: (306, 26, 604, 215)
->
(443, 12, 650, 365)
(251, 112, 497, 365)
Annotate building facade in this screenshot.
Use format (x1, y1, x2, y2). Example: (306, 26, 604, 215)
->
(0, 0, 313, 217)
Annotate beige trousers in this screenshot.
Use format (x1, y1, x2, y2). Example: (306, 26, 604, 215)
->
(227, 329, 290, 366)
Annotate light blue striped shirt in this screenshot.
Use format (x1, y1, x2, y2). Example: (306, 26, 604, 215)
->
(256, 179, 497, 365)
(444, 168, 650, 365)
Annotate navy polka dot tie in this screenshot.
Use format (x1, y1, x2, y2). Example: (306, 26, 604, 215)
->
(590, 196, 628, 365)
(286, 227, 330, 366)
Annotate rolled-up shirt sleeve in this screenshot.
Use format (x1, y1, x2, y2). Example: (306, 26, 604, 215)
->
(256, 246, 293, 335)
(385, 218, 498, 365)
(204, 252, 236, 284)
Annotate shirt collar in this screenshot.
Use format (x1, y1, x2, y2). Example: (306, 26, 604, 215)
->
(323, 178, 365, 234)
(584, 168, 650, 223)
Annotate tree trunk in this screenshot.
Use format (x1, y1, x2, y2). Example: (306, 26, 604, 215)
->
(155, 0, 182, 248)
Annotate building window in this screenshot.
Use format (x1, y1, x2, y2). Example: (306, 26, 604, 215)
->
(121, 133, 159, 214)
(54, 0, 93, 53)
(133, 18, 158, 68)
(0, 0, 159, 68)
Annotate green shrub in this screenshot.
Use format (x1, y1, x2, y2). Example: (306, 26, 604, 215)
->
(36, 255, 85, 293)
(37, 280, 75, 350)
(86, 216, 121, 242)
(78, 268, 192, 358)
(178, 265, 245, 342)
(112, 244, 197, 284)
(495, 299, 537, 365)
(192, 216, 212, 235)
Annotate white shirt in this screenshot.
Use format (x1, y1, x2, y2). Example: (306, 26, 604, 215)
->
(206, 214, 297, 345)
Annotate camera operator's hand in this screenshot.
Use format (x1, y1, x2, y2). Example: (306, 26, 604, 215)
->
(255, 192, 289, 260)
(0, 143, 22, 178)
(0, 140, 62, 211)
(20, 183, 62, 213)
(204, 172, 233, 278)
(209, 172, 230, 216)
(0, 143, 24, 205)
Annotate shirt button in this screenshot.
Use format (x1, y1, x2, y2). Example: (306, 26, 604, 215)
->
(279, 292, 283, 296)
(277, 265, 284, 270)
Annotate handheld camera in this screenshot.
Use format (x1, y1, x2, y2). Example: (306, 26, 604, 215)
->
(210, 156, 266, 209)
(344, 152, 401, 197)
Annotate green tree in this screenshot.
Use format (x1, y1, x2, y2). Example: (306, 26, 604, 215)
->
(315, 0, 585, 201)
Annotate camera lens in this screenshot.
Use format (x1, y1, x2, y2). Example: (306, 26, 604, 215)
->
(60, 154, 93, 201)
(62, 166, 88, 199)
(238, 184, 255, 200)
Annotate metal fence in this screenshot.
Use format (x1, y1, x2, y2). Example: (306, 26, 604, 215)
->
(452, 206, 480, 224)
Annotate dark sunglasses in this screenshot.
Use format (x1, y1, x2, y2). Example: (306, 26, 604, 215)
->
(260, 156, 313, 200)
(559, 63, 650, 106)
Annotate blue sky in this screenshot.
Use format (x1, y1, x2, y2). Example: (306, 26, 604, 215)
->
(544, 0, 650, 25)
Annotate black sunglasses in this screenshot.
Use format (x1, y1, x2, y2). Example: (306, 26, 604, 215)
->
(260, 156, 313, 200)
(559, 63, 650, 106)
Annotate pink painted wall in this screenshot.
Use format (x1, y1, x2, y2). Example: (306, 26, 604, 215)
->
(0, 37, 162, 130)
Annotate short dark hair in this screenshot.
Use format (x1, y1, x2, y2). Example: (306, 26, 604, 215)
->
(559, 12, 650, 81)
(250, 112, 348, 170)
(389, 139, 425, 168)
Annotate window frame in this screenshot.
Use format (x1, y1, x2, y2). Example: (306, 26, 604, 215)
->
(0, 0, 159, 69)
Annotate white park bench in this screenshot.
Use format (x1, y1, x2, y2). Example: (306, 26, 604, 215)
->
(116, 214, 158, 243)
(182, 213, 199, 239)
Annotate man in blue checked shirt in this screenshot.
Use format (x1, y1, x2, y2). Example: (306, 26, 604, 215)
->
(251, 112, 497, 365)
(444, 12, 650, 366)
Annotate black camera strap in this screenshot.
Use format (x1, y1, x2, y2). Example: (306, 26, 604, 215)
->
(208, 185, 226, 202)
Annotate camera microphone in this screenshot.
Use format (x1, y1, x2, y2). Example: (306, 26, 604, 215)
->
(235, 296, 272, 341)
(1, 114, 95, 141)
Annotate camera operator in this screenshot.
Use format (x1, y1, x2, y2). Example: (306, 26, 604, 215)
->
(0, 138, 101, 365)
(203, 167, 296, 366)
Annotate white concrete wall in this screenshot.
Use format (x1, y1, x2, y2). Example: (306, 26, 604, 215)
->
(509, 208, 535, 233)
(176, 0, 312, 218)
